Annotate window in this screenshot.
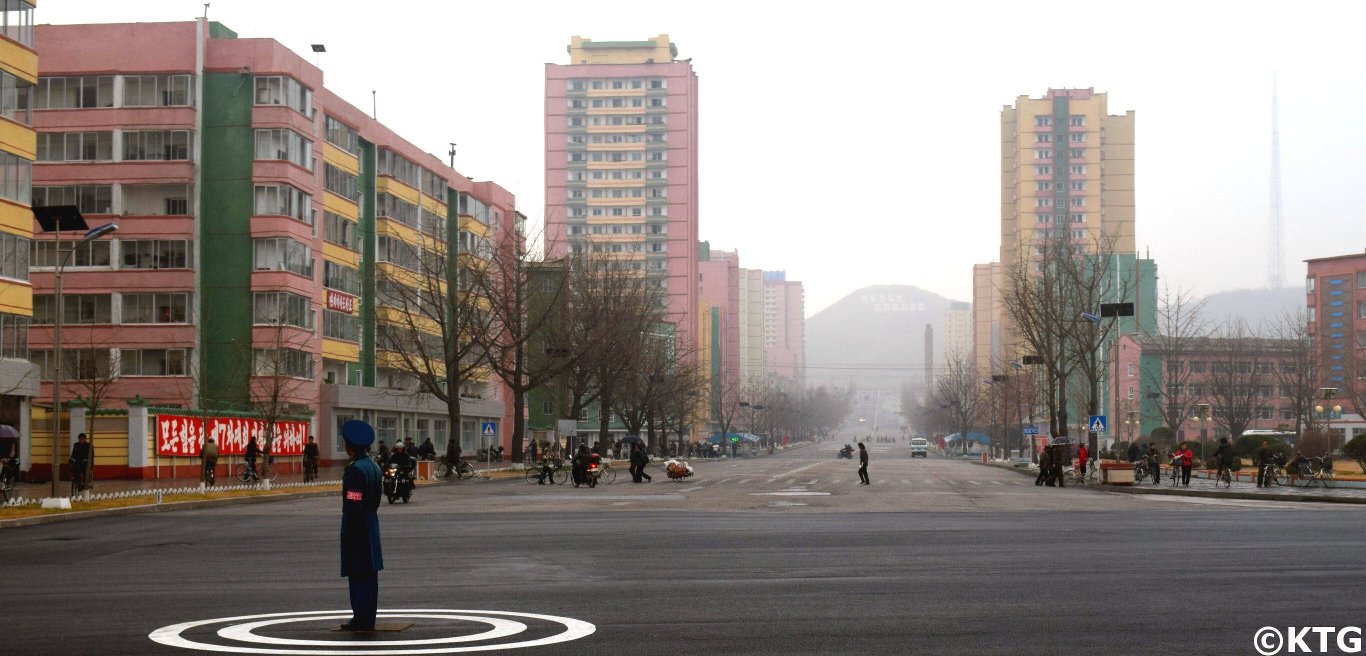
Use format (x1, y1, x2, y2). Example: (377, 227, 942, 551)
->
(323, 260, 361, 295)
(377, 193, 418, 228)
(1035, 133, 1051, 143)
(1126, 362, 1135, 376)
(1357, 332, 1366, 349)
(457, 194, 490, 223)
(323, 211, 359, 251)
(1069, 180, 1086, 191)
(32, 349, 111, 381)
(1360, 301, 1366, 320)
(1071, 213, 1085, 223)
(0, 0, 33, 47)
(1069, 115, 1085, 127)
(254, 128, 313, 169)
(254, 76, 313, 116)
(1306, 276, 1316, 294)
(34, 76, 114, 109)
(0, 70, 33, 126)
(1069, 132, 1085, 143)
(0, 311, 28, 359)
(377, 149, 420, 188)
(36, 131, 113, 162)
(253, 348, 314, 379)
(1070, 164, 1086, 175)
(324, 115, 360, 155)
(253, 184, 312, 224)
(324, 163, 360, 201)
(123, 75, 192, 107)
(1034, 165, 1051, 176)
(421, 169, 448, 203)
(121, 292, 189, 324)
(0, 149, 28, 204)
(377, 236, 422, 270)
(29, 239, 109, 268)
(253, 291, 314, 329)
(34, 185, 112, 214)
(32, 294, 112, 324)
(1357, 271, 1366, 289)
(252, 237, 313, 278)
(1034, 149, 1051, 160)
(323, 310, 359, 342)
(120, 240, 191, 269)
(122, 130, 191, 161)
(1069, 148, 1084, 159)
(120, 348, 189, 376)
(0, 231, 28, 281)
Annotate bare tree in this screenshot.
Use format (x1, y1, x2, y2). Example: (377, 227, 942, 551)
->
(57, 328, 119, 488)
(375, 226, 495, 465)
(931, 353, 987, 455)
(1141, 284, 1209, 436)
(1203, 321, 1271, 444)
(246, 314, 316, 479)
(1269, 311, 1320, 438)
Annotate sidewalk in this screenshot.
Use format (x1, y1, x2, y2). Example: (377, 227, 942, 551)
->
(974, 460, 1366, 505)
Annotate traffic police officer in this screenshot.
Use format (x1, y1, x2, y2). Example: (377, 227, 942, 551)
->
(339, 420, 383, 631)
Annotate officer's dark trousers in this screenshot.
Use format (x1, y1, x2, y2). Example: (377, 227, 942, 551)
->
(348, 572, 379, 628)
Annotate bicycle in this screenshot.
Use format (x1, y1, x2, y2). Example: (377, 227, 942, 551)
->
(70, 462, 92, 497)
(596, 462, 618, 485)
(1132, 460, 1150, 484)
(525, 460, 568, 485)
(1215, 463, 1234, 489)
(1261, 464, 1289, 487)
(437, 456, 476, 481)
(236, 458, 280, 483)
(1, 458, 16, 501)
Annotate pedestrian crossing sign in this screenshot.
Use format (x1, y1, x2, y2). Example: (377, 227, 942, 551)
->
(1088, 415, 1107, 434)
(481, 422, 497, 438)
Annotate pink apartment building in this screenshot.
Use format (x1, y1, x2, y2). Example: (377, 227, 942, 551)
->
(699, 245, 740, 425)
(762, 271, 805, 386)
(544, 35, 699, 350)
(27, 21, 518, 477)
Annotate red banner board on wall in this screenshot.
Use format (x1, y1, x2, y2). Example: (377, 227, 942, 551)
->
(156, 414, 309, 457)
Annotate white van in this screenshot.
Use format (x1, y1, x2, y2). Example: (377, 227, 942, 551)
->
(909, 438, 928, 458)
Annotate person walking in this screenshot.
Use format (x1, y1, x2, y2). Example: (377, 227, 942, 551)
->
(1127, 442, 1140, 463)
(303, 435, 320, 481)
(1146, 442, 1161, 484)
(1053, 444, 1070, 488)
(202, 437, 219, 486)
(1255, 440, 1273, 487)
(856, 442, 870, 485)
(631, 443, 652, 483)
(1036, 446, 1053, 486)
(1172, 442, 1194, 486)
(339, 420, 383, 631)
(69, 433, 93, 492)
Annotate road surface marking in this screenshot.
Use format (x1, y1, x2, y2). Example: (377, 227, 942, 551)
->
(766, 461, 827, 482)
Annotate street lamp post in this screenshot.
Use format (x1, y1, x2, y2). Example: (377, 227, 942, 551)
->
(35, 207, 119, 499)
(1193, 403, 1211, 465)
(1315, 387, 1342, 451)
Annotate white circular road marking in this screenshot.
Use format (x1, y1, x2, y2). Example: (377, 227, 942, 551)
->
(149, 609, 596, 655)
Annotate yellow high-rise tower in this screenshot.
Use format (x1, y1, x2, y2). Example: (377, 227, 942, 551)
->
(0, 1, 37, 448)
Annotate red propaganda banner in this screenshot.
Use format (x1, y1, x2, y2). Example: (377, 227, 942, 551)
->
(156, 415, 310, 457)
(326, 290, 356, 314)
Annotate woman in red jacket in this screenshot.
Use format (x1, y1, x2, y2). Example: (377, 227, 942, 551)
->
(1171, 442, 1194, 486)
(1076, 444, 1089, 481)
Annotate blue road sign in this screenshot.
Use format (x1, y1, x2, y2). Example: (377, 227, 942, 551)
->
(1088, 415, 1108, 434)
(480, 421, 498, 439)
(1023, 425, 1040, 436)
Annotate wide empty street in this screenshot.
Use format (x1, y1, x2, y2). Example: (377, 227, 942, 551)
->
(4, 443, 1365, 655)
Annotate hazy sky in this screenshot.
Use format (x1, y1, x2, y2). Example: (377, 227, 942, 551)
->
(40, 0, 1366, 316)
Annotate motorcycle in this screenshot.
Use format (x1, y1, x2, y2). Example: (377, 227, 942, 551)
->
(476, 445, 505, 462)
(383, 464, 415, 504)
(573, 454, 603, 488)
(837, 445, 854, 460)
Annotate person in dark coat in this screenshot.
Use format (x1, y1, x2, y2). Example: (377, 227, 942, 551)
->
(1053, 444, 1071, 488)
(1146, 443, 1161, 484)
(1127, 442, 1141, 463)
(630, 443, 651, 483)
(857, 442, 870, 485)
(243, 436, 260, 481)
(339, 420, 384, 631)
(1255, 440, 1273, 487)
(1036, 446, 1053, 486)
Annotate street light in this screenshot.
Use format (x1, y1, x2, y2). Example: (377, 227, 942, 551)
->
(1192, 403, 1211, 464)
(35, 205, 118, 499)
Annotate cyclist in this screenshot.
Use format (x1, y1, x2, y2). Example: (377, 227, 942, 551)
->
(303, 435, 320, 481)
(1076, 442, 1089, 481)
(244, 437, 260, 481)
(536, 449, 559, 485)
(417, 438, 436, 461)
(202, 437, 219, 485)
(1, 429, 18, 488)
(1145, 442, 1162, 484)
(69, 432, 93, 492)
(1212, 437, 1234, 484)
(1286, 450, 1310, 485)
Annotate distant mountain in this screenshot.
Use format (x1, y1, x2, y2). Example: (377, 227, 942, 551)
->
(805, 285, 959, 391)
(1198, 287, 1303, 328)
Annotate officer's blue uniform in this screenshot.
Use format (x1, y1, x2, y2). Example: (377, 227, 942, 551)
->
(339, 420, 383, 630)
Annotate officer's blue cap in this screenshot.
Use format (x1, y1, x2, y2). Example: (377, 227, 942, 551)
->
(341, 420, 375, 447)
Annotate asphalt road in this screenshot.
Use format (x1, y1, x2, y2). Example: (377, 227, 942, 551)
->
(4, 441, 1365, 655)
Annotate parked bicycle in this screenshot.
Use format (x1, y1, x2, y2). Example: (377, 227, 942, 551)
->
(1215, 462, 1235, 488)
(437, 455, 476, 481)
(1132, 459, 1151, 484)
(236, 456, 280, 483)
(71, 465, 93, 497)
(0, 458, 16, 501)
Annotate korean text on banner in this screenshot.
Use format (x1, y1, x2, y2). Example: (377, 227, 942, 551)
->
(156, 415, 309, 456)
